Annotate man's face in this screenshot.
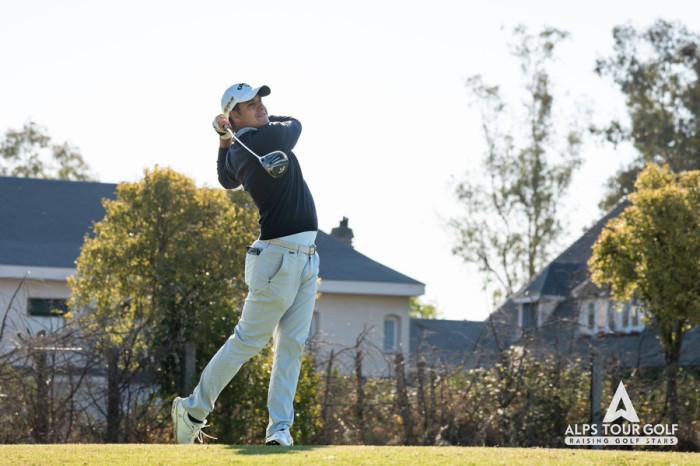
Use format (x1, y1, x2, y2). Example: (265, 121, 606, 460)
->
(231, 95, 269, 129)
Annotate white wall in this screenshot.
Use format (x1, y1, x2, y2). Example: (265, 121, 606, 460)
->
(0, 277, 70, 352)
(311, 292, 411, 377)
(0, 269, 419, 379)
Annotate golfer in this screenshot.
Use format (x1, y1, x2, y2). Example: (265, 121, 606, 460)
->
(172, 83, 319, 446)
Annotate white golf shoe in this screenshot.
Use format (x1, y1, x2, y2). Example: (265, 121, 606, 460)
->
(171, 397, 216, 444)
(265, 429, 294, 446)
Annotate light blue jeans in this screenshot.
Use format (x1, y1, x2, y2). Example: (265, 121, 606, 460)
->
(182, 238, 319, 437)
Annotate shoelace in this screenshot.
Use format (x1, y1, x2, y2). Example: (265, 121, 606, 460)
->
(191, 421, 218, 443)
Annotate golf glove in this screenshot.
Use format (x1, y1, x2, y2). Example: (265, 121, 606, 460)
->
(212, 116, 232, 140)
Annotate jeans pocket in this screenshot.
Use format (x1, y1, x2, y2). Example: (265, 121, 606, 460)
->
(248, 249, 288, 293)
(266, 252, 287, 284)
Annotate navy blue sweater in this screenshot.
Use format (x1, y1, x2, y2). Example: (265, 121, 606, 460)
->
(217, 116, 318, 240)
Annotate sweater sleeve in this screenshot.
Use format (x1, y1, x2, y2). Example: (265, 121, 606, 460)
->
(217, 147, 241, 189)
(256, 116, 302, 154)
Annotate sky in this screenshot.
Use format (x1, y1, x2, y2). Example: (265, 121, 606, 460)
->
(1, 0, 698, 321)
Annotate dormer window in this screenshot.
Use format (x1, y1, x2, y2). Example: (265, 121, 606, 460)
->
(521, 302, 538, 331)
(578, 299, 645, 337)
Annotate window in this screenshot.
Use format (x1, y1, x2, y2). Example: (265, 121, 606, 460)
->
(384, 315, 399, 353)
(28, 298, 68, 317)
(578, 301, 595, 336)
(618, 301, 644, 333)
(631, 304, 640, 327)
(622, 303, 630, 328)
(522, 302, 537, 331)
(580, 299, 646, 338)
(607, 301, 616, 332)
(587, 302, 596, 330)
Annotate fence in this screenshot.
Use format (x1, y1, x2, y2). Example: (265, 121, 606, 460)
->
(1, 299, 698, 449)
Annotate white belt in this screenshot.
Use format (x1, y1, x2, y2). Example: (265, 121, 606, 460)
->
(265, 238, 317, 255)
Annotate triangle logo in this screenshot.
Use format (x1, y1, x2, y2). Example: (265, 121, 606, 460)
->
(603, 381, 640, 423)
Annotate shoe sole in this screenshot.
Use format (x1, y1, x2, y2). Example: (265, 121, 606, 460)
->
(265, 439, 293, 446)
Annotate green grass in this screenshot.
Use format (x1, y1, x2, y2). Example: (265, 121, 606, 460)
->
(0, 444, 697, 465)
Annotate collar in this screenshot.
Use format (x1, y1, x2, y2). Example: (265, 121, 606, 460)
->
(235, 127, 258, 138)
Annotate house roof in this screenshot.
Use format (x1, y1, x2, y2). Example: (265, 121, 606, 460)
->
(579, 328, 700, 368)
(515, 199, 630, 299)
(0, 176, 116, 268)
(0, 176, 422, 287)
(410, 318, 487, 367)
(555, 199, 631, 265)
(315, 232, 423, 285)
(517, 262, 585, 300)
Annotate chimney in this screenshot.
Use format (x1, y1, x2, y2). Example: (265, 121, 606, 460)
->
(330, 217, 354, 247)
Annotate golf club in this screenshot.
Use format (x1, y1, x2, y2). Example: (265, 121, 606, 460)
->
(223, 125, 289, 178)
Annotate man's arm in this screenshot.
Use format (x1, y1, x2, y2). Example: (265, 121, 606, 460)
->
(213, 115, 241, 190)
(217, 144, 242, 190)
(256, 116, 302, 154)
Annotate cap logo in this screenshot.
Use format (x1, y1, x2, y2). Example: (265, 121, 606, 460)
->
(224, 96, 235, 114)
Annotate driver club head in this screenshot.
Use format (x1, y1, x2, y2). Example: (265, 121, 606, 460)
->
(260, 151, 289, 178)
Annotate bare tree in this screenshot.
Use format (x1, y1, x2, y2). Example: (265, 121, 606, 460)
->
(450, 26, 584, 305)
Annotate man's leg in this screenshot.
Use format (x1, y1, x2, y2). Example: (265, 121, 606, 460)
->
(181, 295, 284, 421)
(181, 245, 298, 422)
(266, 253, 319, 438)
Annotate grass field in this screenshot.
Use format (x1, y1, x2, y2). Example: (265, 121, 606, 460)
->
(0, 444, 698, 465)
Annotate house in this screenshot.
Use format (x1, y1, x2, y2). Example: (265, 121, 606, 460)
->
(471, 199, 700, 369)
(0, 177, 116, 354)
(312, 219, 424, 375)
(409, 199, 700, 371)
(0, 176, 424, 376)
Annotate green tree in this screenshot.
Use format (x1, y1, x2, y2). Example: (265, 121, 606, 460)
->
(408, 297, 438, 319)
(589, 163, 700, 424)
(595, 19, 700, 210)
(0, 121, 95, 180)
(450, 26, 584, 305)
(69, 167, 259, 440)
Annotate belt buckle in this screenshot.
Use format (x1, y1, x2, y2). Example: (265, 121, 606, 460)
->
(308, 245, 316, 255)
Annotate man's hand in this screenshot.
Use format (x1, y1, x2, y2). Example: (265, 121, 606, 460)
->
(212, 115, 232, 140)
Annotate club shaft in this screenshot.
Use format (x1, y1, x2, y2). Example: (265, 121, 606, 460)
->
(224, 126, 262, 160)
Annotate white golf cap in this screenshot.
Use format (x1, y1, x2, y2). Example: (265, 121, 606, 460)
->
(221, 83, 271, 115)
